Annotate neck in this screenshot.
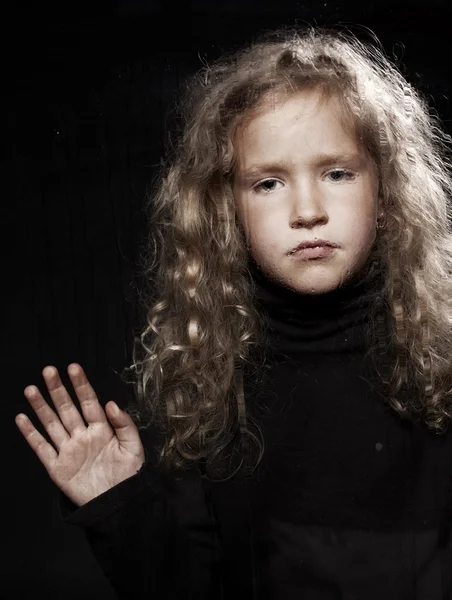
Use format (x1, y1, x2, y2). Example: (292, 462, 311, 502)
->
(247, 253, 386, 360)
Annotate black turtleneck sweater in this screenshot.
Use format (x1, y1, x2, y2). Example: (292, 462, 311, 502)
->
(58, 258, 452, 600)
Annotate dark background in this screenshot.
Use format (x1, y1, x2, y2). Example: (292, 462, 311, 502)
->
(4, 1, 452, 598)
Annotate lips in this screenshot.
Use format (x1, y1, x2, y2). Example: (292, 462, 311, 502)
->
(288, 240, 336, 255)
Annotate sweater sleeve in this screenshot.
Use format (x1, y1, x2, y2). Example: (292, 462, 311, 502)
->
(57, 426, 221, 600)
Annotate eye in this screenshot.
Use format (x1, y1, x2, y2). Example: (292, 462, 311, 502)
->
(253, 179, 283, 194)
(326, 169, 356, 182)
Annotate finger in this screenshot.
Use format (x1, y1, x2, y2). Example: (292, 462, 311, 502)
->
(15, 413, 58, 473)
(66, 363, 109, 427)
(41, 365, 87, 435)
(22, 384, 72, 450)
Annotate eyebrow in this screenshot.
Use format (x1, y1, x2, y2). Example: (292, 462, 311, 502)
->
(236, 152, 364, 184)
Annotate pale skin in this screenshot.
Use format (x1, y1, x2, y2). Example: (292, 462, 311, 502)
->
(233, 88, 385, 295)
(15, 363, 145, 507)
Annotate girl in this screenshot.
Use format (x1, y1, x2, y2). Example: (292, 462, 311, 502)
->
(16, 25, 452, 599)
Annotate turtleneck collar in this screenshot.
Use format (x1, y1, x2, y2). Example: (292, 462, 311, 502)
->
(248, 253, 385, 361)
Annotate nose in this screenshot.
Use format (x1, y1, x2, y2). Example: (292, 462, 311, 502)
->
(289, 182, 328, 229)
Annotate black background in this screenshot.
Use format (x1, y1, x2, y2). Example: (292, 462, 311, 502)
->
(4, 1, 452, 597)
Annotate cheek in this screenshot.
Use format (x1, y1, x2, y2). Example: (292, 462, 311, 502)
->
(345, 212, 377, 253)
(239, 207, 267, 239)
(345, 198, 376, 232)
(244, 216, 282, 262)
(247, 218, 282, 254)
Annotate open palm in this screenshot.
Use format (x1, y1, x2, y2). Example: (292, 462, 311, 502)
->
(16, 363, 145, 507)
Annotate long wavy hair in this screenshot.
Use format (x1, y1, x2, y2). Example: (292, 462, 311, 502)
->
(121, 25, 452, 481)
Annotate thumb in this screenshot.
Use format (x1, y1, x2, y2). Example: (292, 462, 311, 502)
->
(107, 401, 141, 447)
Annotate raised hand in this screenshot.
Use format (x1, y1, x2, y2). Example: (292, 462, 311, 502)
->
(16, 363, 145, 507)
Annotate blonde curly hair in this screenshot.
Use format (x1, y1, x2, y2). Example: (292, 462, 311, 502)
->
(121, 25, 452, 481)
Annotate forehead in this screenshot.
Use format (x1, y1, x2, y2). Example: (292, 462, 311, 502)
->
(233, 89, 359, 159)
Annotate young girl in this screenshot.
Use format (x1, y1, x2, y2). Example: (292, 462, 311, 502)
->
(16, 25, 452, 600)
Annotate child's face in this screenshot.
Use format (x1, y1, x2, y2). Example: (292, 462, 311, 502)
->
(232, 89, 383, 295)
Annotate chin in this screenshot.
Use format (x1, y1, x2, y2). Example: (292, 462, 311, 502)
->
(283, 270, 350, 296)
(294, 282, 340, 295)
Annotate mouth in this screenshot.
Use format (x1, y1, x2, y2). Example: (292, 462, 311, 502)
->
(289, 244, 336, 260)
(288, 240, 337, 255)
